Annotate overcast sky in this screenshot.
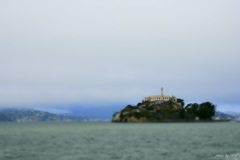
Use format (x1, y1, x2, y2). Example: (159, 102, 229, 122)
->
(0, 0, 240, 112)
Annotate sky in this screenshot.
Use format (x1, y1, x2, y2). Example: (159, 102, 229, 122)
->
(0, 0, 240, 113)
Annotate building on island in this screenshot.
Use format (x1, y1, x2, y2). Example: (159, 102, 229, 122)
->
(144, 87, 177, 103)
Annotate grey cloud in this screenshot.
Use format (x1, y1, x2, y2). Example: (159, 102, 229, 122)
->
(0, 0, 240, 111)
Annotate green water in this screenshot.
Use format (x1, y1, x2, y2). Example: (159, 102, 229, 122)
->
(0, 122, 239, 160)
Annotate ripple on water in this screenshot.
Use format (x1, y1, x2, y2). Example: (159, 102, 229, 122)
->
(0, 122, 240, 160)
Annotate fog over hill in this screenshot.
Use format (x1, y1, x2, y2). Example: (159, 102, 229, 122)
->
(36, 105, 240, 121)
(0, 107, 239, 122)
(0, 108, 80, 122)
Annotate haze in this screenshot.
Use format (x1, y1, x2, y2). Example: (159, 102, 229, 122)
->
(0, 0, 240, 112)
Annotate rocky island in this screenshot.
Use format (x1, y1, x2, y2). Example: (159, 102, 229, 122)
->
(112, 88, 216, 122)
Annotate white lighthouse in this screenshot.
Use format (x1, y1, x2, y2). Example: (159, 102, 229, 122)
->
(161, 87, 163, 97)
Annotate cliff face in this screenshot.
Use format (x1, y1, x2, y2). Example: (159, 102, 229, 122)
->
(112, 101, 184, 122)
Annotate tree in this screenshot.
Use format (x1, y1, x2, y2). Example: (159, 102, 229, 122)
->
(185, 103, 199, 116)
(192, 103, 199, 110)
(185, 103, 192, 110)
(177, 98, 185, 107)
(197, 102, 216, 120)
(179, 109, 185, 118)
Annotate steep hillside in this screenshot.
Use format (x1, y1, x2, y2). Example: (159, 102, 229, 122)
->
(112, 101, 184, 122)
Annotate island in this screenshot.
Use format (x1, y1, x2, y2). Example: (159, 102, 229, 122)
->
(112, 88, 216, 122)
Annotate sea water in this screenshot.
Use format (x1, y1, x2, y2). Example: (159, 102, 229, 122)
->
(0, 122, 240, 160)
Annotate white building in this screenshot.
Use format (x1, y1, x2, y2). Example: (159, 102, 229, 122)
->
(144, 87, 177, 103)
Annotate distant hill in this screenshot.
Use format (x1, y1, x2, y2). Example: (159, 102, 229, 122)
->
(0, 108, 81, 122)
(223, 111, 240, 117)
(213, 111, 240, 121)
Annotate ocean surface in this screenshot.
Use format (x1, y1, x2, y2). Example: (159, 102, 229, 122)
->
(0, 122, 240, 160)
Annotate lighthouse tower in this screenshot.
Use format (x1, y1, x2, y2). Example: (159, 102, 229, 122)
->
(144, 87, 177, 102)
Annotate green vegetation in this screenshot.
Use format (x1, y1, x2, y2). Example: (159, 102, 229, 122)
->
(112, 99, 216, 122)
(177, 98, 184, 107)
(185, 102, 215, 120)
